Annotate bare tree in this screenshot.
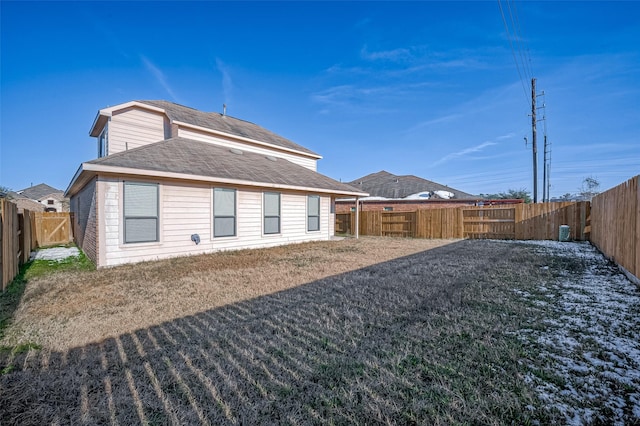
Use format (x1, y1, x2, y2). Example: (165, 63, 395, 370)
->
(0, 185, 13, 198)
(480, 188, 532, 203)
(578, 176, 600, 201)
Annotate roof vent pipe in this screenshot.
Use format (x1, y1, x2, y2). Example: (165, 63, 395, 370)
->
(222, 104, 226, 116)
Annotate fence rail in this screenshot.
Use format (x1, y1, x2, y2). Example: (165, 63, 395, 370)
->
(590, 175, 639, 281)
(337, 202, 590, 242)
(1, 199, 73, 291)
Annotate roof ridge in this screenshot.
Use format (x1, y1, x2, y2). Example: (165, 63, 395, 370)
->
(141, 100, 256, 126)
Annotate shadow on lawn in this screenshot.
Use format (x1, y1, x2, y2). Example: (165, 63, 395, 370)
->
(0, 240, 549, 425)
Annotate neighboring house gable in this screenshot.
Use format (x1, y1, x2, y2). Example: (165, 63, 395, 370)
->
(68, 101, 367, 268)
(16, 183, 69, 212)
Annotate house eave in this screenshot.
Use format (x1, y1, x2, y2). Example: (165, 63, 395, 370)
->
(65, 163, 94, 197)
(68, 163, 368, 198)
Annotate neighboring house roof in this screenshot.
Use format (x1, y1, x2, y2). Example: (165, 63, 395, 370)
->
(90, 100, 321, 159)
(346, 170, 476, 200)
(14, 198, 46, 212)
(6, 191, 47, 212)
(66, 137, 366, 197)
(17, 183, 63, 200)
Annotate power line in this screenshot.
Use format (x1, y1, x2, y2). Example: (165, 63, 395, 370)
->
(507, 0, 533, 81)
(497, 0, 531, 108)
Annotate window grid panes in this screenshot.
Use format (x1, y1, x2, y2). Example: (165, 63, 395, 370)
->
(124, 182, 158, 243)
(308, 195, 320, 232)
(214, 188, 236, 237)
(264, 192, 280, 234)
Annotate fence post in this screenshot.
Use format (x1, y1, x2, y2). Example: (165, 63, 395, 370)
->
(514, 204, 524, 240)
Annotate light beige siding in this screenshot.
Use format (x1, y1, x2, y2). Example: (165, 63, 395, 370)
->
(177, 127, 318, 171)
(99, 179, 333, 267)
(328, 199, 336, 236)
(100, 178, 119, 266)
(108, 107, 166, 155)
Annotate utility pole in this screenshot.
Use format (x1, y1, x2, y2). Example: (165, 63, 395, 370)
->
(531, 78, 538, 203)
(542, 134, 547, 202)
(543, 134, 550, 202)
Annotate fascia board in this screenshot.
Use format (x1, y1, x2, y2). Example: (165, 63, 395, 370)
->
(80, 163, 367, 197)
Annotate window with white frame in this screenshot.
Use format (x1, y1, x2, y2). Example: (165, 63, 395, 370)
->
(124, 182, 159, 243)
(264, 192, 280, 234)
(98, 124, 109, 158)
(214, 188, 236, 237)
(307, 195, 320, 232)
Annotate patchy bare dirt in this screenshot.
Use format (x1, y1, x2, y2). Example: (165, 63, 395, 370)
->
(2, 237, 456, 352)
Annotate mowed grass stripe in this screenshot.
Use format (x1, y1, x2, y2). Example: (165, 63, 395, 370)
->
(1, 238, 636, 424)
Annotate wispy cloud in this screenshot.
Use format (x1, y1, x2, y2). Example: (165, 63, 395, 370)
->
(360, 45, 412, 62)
(141, 56, 178, 100)
(432, 141, 498, 167)
(407, 113, 463, 133)
(496, 132, 516, 141)
(215, 58, 234, 105)
(311, 84, 397, 115)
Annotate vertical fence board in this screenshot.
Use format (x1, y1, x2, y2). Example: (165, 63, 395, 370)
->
(591, 175, 639, 280)
(1, 199, 20, 291)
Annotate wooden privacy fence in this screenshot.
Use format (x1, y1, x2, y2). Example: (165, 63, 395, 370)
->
(337, 202, 590, 241)
(1, 199, 21, 291)
(590, 175, 639, 281)
(1, 199, 74, 291)
(1, 200, 35, 291)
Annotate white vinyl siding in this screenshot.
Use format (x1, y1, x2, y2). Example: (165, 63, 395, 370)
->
(124, 182, 159, 243)
(177, 127, 318, 171)
(308, 195, 320, 232)
(213, 188, 236, 237)
(100, 179, 334, 267)
(263, 192, 280, 234)
(108, 107, 166, 155)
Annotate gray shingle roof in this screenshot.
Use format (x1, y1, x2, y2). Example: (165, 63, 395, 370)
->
(87, 138, 365, 195)
(348, 171, 476, 199)
(138, 100, 319, 157)
(17, 183, 63, 200)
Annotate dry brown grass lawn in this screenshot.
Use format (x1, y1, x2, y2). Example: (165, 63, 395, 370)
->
(3, 237, 455, 352)
(3, 237, 636, 425)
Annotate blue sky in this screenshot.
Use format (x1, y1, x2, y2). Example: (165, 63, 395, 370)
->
(1, 1, 638, 199)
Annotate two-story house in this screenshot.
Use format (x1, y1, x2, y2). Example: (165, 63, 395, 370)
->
(65, 100, 367, 267)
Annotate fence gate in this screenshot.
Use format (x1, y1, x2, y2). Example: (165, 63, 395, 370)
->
(33, 212, 73, 247)
(462, 207, 516, 239)
(381, 211, 416, 237)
